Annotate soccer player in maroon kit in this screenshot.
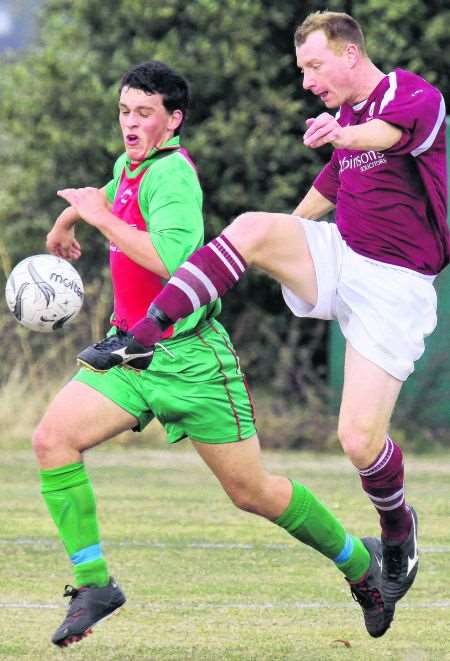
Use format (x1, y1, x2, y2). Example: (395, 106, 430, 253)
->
(80, 12, 449, 630)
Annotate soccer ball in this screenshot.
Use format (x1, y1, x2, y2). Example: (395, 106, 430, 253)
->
(5, 254, 84, 333)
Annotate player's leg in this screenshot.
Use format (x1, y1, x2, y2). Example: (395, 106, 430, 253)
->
(337, 342, 418, 607)
(77, 213, 329, 372)
(156, 318, 371, 578)
(192, 434, 370, 577)
(225, 211, 318, 301)
(151, 319, 365, 571)
(34, 379, 138, 467)
(192, 435, 390, 637)
(120, 212, 318, 351)
(338, 341, 402, 468)
(32, 376, 138, 645)
(147, 315, 391, 636)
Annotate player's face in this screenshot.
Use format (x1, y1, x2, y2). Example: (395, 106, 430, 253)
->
(119, 87, 182, 162)
(296, 30, 355, 108)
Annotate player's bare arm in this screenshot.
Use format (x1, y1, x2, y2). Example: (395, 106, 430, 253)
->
(47, 186, 111, 261)
(292, 185, 335, 219)
(57, 186, 169, 278)
(46, 205, 82, 260)
(303, 113, 402, 151)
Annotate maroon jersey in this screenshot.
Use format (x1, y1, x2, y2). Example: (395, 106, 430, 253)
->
(314, 69, 449, 275)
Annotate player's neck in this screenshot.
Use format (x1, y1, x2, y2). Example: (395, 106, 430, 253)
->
(348, 61, 386, 106)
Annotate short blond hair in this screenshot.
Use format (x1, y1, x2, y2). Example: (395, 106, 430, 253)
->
(294, 11, 367, 56)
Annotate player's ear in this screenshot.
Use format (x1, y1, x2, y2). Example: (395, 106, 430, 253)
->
(168, 109, 183, 133)
(346, 43, 359, 68)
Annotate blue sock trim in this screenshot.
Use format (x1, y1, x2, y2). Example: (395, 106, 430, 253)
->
(70, 543, 103, 566)
(334, 533, 354, 565)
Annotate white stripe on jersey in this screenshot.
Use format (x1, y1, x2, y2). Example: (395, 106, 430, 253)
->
(379, 71, 397, 114)
(169, 276, 201, 310)
(411, 95, 446, 157)
(183, 262, 218, 300)
(352, 99, 366, 111)
(215, 236, 246, 273)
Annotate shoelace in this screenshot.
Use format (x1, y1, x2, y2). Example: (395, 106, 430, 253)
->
(93, 333, 175, 360)
(93, 333, 129, 351)
(154, 342, 175, 359)
(63, 585, 80, 599)
(61, 585, 87, 622)
(350, 582, 384, 610)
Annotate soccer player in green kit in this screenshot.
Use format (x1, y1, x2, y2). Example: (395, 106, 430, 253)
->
(35, 60, 390, 648)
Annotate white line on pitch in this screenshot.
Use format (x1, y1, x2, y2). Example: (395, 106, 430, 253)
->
(0, 601, 449, 611)
(0, 538, 449, 553)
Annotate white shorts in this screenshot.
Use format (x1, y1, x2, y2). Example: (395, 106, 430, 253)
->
(281, 220, 437, 381)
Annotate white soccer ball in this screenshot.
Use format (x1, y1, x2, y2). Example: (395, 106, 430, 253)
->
(5, 254, 84, 333)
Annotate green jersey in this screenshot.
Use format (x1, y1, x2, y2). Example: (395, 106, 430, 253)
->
(104, 136, 220, 338)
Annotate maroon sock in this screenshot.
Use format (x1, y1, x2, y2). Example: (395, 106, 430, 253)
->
(130, 233, 247, 346)
(130, 314, 166, 347)
(359, 437, 412, 543)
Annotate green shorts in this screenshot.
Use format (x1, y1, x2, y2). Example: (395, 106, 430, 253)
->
(73, 319, 256, 444)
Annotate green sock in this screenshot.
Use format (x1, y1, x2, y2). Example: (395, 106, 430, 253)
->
(40, 462, 109, 588)
(275, 479, 370, 582)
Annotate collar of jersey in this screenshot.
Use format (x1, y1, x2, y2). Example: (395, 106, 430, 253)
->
(124, 136, 180, 177)
(350, 71, 393, 114)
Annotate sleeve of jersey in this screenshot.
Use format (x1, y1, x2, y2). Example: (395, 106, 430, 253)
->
(374, 79, 446, 156)
(104, 153, 128, 203)
(312, 156, 339, 204)
(104, 179, 116, 204)
(142, 158, 204, 276)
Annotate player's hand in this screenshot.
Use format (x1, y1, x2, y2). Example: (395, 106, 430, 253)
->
(57, 187, 109, 228)
(303, 113, 343, 149)
(46, 223, 82, 261)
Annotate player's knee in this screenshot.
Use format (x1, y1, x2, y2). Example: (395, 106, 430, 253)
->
(32, 418, 69, 463)
(32, 422, 52, 462)
(226, 212, 273, 262)
(337, 422, 380, 467)
(227, 482, 263, 515)
(231, 211, 265, 236)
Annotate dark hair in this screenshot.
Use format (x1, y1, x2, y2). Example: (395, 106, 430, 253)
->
(119, 61, 190, 134)
(295, 11, 367, 56)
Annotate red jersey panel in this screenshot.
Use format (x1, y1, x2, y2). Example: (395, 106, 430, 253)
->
(109, 166, 173, 336)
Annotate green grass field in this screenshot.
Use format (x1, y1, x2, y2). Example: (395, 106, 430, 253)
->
(0, 445, 448, 660)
